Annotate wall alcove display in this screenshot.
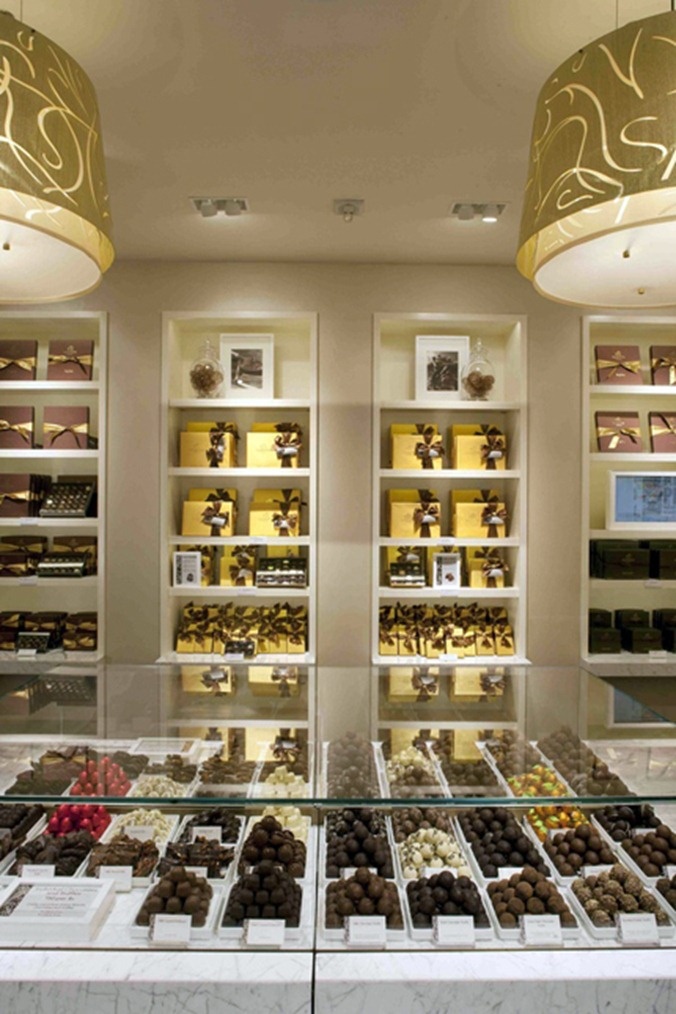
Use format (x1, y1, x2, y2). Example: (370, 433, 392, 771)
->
(160, 311, 317, 666)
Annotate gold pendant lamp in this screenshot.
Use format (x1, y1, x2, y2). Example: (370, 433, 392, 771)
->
(517, 9, 676, 308)
(0, 10, 114, 302)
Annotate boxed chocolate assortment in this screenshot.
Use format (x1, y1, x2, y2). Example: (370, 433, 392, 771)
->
(650, 345, 676, 386)
(0, 406, 33, 448)
(249, 488, 302, 537)
(390, 423, 444, 470)
(43, 406, 90, 449)
(452, 488, 508, 539)
(451, 423, 507, 470)
(388, 489, 441, 538)
(378, 602, 515, 659)
(219, 544, 255, 586)
(246, 422, 303, 468)
(0, 339, 37, 380)
(594, 344, 643, 384)
(182, 489, 237, 538)
(649, 411, 676, 451)
(591, 541, 649, 579)
(175, 600, 307, 657)
(0, 473, 49, 517)
(46, 340, 94, 380)
(588, 627, 621, 654)
(594, 411, 642, 452)
(179, 421, 239, 468)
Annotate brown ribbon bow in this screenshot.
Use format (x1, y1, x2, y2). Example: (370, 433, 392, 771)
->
(202, 501, 230, 537)
(480, 432, 505, 469)
(480, 498, 507, 538)
(274, 424, 302, 467)
(415, 426, 444, 469)
(412, 667, 438, 702)
(205, 423, 236, 467)
(413, 491, 440, 537)
(0, 419, 32, 444)
(480, 552, 507, 588)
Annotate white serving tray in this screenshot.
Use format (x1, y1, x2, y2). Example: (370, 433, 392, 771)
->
(130, 881, 225, 941)
(218, 876, 310, 943)
(318, 880, 407, 946)
(101, 811, 180, 846)
(567, 883, 675, 942)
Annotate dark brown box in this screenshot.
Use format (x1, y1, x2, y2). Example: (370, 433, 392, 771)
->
(595, 345, 643, 385)
(51, 536, 97, 571)
(650, 345, 676, 386)
(589, 608, 612, 628)
(63, 612, 97, 652)
(648, 412, 676, 452)
(0, 628, 17, 650)
(661, 628, 676, 651)
(589, 628, 621, 653)
(23, 611, 67, 633)
(614, 608, 650, 629)
(598, 548, 649, 580)
(0, 552, 28, 577)
(46, 340, 94, 381)
(0, 535, 47, 555)
(594, 411, 642, 452)
(653, 609, 676, 629)
(0, 474, 46, 517)
(621, 627, 663, 653)
(43, 406, 89, 449)
(0, 340, 37, 381)
(0, 406, 33, 449)
(0, 611, 27, 629)
(649, 547, 676, 579)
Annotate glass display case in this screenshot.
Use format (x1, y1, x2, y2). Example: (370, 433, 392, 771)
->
(0, 662, 673, 956)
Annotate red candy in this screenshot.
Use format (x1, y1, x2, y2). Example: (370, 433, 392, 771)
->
(47, 802, 111, 840)
(69, 760, 131, 798)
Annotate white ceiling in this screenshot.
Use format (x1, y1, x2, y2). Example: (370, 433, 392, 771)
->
(9, 0, 669, 265)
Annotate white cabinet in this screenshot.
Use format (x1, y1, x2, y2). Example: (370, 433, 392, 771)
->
(0, 311, 107, 661)
(160, 311, 317, 664)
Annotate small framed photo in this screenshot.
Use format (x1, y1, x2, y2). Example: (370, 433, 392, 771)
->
(432, 551, 462, 589)
(173, 550, 202, 587)
(606, 471, 676, 530)
(415, 335, 469, 401)
(220, 334, 274, 399)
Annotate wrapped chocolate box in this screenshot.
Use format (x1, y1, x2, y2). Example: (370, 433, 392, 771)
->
(388, 489, 441, 538)
(614, 608, 650, 629)
(650, 345, 676, 386)
(379, 606, 398, 656)
(595, 344, 643, 384)
(179, 421, 238, 468)
(0, 406, 33, 448)
(255, 556, 307, 588)
(249, 665, 300, 697)
(451, 423, 507, 470)
(388, 666, 439, 703)
(390, 423, 444, 470)
(467, 547, 508, 588)
(649, 411, 676, 452)
(43, 406, 89, 449)
(452, 489, 507, 538)
(595, 411, 642, 452)
(589, 627, 621, 653)
(0, 552, 28, 577)
(219, 545, 255, 586)
(46, 340, 93, 380)
(0, 474, 48, 517)
(647, 543, 676, 579)
(51, 536, 97, 572)
(246, 422, 302, 468)
(182, 498, 235, 537)
(249, 489, 301, 537)
(596, 546, 649, 580)
(0, 340, 37, 380)
(653, 608, 676, 629)
(662, 628, 676, 651)
(63, 613, 97, 652)
(589, 608, 612, 628)
(620, 627, 663, 653)
(181, 664, 234, 694)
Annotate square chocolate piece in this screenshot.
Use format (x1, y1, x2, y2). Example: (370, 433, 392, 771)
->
(649, 412, 676, 452)
(0, 340, 37, 381)
(43, 407, 89, 449)
(595, 345, 643, 385)
(650, 345, 676, 386)
(46, 340, 94, 380)
(595, 411, 642, 452)
(0, 406, 33, 448)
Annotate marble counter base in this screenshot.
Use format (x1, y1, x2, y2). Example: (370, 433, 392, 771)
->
(0, 950, 312, 1014)
(315, 950, 676, 1014)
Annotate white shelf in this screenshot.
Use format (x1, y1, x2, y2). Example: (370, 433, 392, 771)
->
(378, 536, 520, 547)
(0, 649, 102, 663)
(158, 651, 314, 665)
(590, 453, 676, 464)
(0, 517, 98, 529)
(168, 466, 310, 478)
(380, 720, 518, 730)
(589, 528, 675, 539)
(0, 576, 98, 588)
(377, 586, 519, 599)
(380, 400, 522, 411)
(373, 654, 530, 667)
(168, 585, 308, 598)
(582, 652, 676, 666)
(0, 381, 99, 392)
(590, 578, 676, 589)
(169, 397, 310, 409)
(590, 384, 676, 396)
(0, 450, 98, 460)
(379, 468, 520, 479)
(169, 534, 310, 546)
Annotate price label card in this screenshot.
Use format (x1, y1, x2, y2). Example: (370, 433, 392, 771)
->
(150, 914, 191, 947)
(128, 826, 155, 842)
(521, 915, 563, 947)
(582, 864, 613, 878)
(232, 587, 250, 596)
(345, 915, 387, 948)
(433, 915, 475, 947)
(645, 579, 663, 589)
(223, 654, 245, 662)
(97, 865, 133, 891)
(184, 866, 208, 878)
(665, 865, 676, 879)
(191, 826, 222, 842)
(617, 913, 659, 946)
(648, 650, 668, 659)
(248, 536, 267, 545)
(22, 864, 55, 879)
(19, 517, 35, 527)
(438, 654, 459, 663)
(18, 576, 37, 585)
(245, 918, 285, 947)
(16, 649, 37, 659)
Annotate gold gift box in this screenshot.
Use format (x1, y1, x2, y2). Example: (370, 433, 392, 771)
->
(475, 628, 496, 655)
(495, 625, 515, 656)
(245, 727, 298, 763)
(388, 489, 441, 539)
(180, 664, 234, 694)
(248, 665, 300, 697)
(249, 504, 300, 537)
(182, 500, 235, 537)
(219, 547, 256, 586)
(247, 424, 302, 469)
(188, 487, 238, 502)
(468, 559, 506, 588)
(390, 424, 444, 470)
(451, 425, 506, 471)
(452, 729, 482, 761)
(452, 670, 484, 700)
(388, 667, 440, 702)
(179, 431, 237, 468)
(453, 496, 507, 539)
(179, 544, 214, 586)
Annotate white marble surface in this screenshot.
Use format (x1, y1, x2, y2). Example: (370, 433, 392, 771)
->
(315, 950, 676, 1014)
(0, 950, 313, 1013)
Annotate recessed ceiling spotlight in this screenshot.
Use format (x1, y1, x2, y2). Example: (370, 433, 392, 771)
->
(333, 199, 365, 223)
(191, 197, 249, 218)
(450, 202, 507, 222)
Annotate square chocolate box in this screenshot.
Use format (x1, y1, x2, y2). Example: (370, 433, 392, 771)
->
(0, 406, 33, 449)
(589, 628, 621, 654)
(0, 340, 37, 381)
(595, 344, 643, 385)
(0, 474, 47, 517)
(621, 627, 662, 653)
(43, 407, 89, 449)
(649, 412, 676, 452)
(595, 411, 642, 452)
(650, 345, 676, 386)
(46, 340, 94, 380)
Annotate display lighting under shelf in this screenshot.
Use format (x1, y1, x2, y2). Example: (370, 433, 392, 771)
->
(0, 518, 98, 530)
(591, 453, 676, 464)
(589, 528, 675, 540)
(0, 649, 102, 663)
(0, 575, 98, 588)
(158, 651, 314, 665)
(378, 536, 520, 547)
(590, 385, 676, 397)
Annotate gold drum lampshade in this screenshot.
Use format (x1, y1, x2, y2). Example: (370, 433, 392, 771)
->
(517, 11, 676, 308)
(0, 12, 114, 302)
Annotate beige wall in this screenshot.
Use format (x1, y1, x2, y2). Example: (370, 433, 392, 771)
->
(62, 259, 591, 666)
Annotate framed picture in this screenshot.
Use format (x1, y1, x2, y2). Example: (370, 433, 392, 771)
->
(606, 471, 676, 530)
(415, 335, 469, 401)
(432, 551, 462, 589)
(220, 333, 274, 399)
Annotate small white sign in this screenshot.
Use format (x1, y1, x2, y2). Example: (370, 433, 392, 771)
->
(223, 653, 245, 662)
(18, 576, 37, 585)
(617, 912, 659, 946)
(19, 517, 35, 526)
(22, 864, 55, 879)
(128, 826, 155, 842)
(97, 865, 133, 891)
(245, 918, 285, 947)
(248, 536, 267, 545)
(433, 915, 475, 947)
(16, 649, 37, 659)
(173, 551, 202, 588)
(345, 915, 387, 947)
(438, 653, 459, 663)
(648, 650, 668, 659)
(150, 913, 191, 946)
(190, 826, 222, 842)
(665, 865, 676, 879)
(521, 914, 563, 947)
(183, 866, 208, 878)
(582, 864, 613, 879)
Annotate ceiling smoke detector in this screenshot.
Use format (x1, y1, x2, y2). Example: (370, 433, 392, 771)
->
(191, 197, 249, 218)
(334, 199, 364, 223)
